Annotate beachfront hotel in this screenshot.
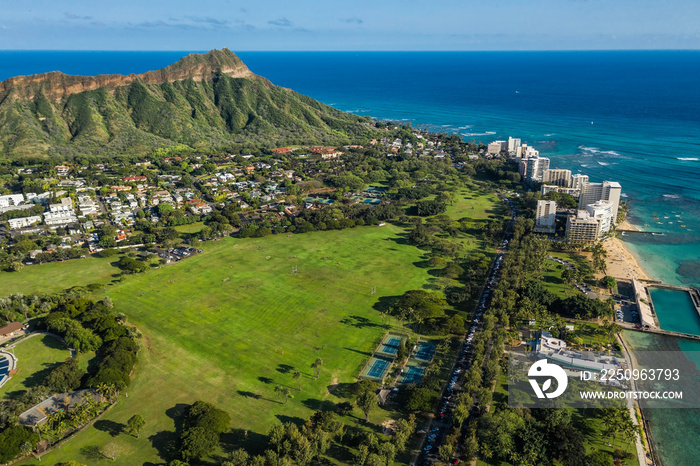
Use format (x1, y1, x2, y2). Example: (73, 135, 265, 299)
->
(579, 181, 622, 223)
(565, 210, 602, 242)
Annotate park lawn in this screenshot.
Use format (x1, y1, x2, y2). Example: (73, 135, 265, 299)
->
(443, 184, 504, 223)
(550, 251, 592, 274)
(0, 335, 71, 399)
(573, 322, 613, 349)
(24, 224, 435, 465)
(542, 259, 574, 296)
(174, 221, 205, 234)
(575, 410, 640, 465)
(0, 255, 119, 298)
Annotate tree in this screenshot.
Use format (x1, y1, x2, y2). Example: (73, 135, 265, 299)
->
(282, 387, 293, 404)
(586, 450, 613, 466)
(311, 358, 323, 379)
(179, 426, 218, 462)
(19, 441, 32, 457)
(178, 401, 230, 462)
(591, 242, 608, 274)
(229, 448, 250, 466)
(600, 275, 617, 292)
(293, 371, 302, 391)
(293, 435, 314, 466)
(398, 290, 446, 320)
(44, 358, 86, 393)
(126, 414, 146, 438)
(438, 443, 454, 463)
(275, 385, 284, 403)
(356, 390, 376, 422)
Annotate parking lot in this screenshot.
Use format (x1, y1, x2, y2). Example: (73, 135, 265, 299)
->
(157, 246, 202, 263)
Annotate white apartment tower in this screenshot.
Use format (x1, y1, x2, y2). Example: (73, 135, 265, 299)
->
(520, 156, 550, 183)
(535, 200, 557, 234)
(543, 169, 572, 187)
(585, 200, 614, 234)
(487, 140, 507, 155)
(566, 211, 602, 243)
(507, 137, 521, 155)
(578, 181, 622, 224)
(571, 174, 589, 190)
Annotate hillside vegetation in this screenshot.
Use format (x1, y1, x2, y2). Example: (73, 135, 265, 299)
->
(0, 49, 371, 159)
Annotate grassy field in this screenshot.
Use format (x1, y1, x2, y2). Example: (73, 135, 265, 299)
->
(0, 335, 70, 399)
(542, 259, 574, 296)
(3, 186, 504, 465)
(444, 184, 504, 223)
(174, 221, 205, 234)
(21, 224, 439, 465)
(0, 256, 119, 297)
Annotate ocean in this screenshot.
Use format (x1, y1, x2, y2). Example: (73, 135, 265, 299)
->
(6, 51, 696, 284)
(1, 50, 699, 463)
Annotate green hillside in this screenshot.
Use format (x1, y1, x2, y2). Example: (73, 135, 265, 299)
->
(0, 49, 372, 159)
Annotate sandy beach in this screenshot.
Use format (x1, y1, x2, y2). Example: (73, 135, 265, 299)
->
(601, 236, 651, 281)
(599, 219, 652, 281)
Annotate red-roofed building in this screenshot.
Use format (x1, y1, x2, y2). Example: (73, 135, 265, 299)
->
(309, 146, 336, 154)
(123, 176, 148, 182)
(271, 147, 293, 154)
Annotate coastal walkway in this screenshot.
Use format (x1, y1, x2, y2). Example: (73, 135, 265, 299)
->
(617, 334, 656, 466)
(618, 321, 700, 342)
(618, 229, 665, 236)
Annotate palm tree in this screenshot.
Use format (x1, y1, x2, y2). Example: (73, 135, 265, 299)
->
(282, 387, 293, 404)
(293, 371, 302, 391)
(312, 358, 323, 379)
(591, 242, 608, 274)
(274, 385, 284, 403)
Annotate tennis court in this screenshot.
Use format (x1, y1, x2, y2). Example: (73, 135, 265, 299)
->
(414, 341, 436, 361)
(380, 337, 401, 355)
(360, 356, 392, 380)
(400, 366, 425, 384)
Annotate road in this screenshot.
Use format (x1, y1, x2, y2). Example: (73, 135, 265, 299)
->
(415, 195, 518, 465)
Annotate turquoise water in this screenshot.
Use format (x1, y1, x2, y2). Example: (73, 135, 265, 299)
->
(649, 288, 700, 336)
(1, 51, 699, 464)
(624, 332, 700, 465)
(1, 52, 698, 290)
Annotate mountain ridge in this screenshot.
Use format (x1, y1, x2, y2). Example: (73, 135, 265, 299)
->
(0, 48, 257, 102)
(0, 49, 372, 159)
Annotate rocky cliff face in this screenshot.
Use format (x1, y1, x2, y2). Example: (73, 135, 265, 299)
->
(0, 48, 257, 102)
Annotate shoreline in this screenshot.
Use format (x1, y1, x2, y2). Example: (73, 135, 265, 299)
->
(601, 235, 651, 282)
(607, 218, 656, 465)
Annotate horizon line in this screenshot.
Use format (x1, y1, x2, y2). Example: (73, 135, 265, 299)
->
(1, 48, 700, 53)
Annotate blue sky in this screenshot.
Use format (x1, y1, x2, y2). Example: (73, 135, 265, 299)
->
(1, 0, 699, 50)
